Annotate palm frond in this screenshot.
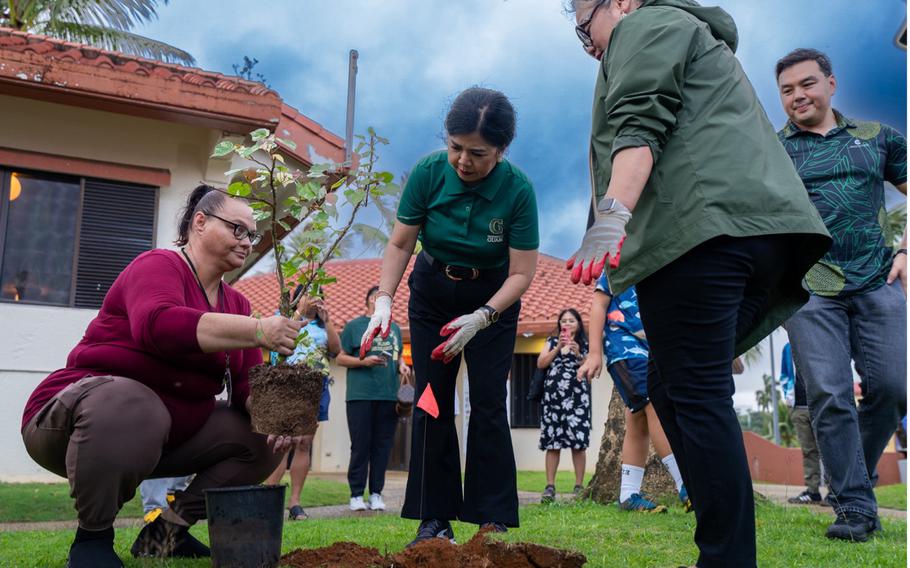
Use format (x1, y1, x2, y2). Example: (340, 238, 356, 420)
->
(39, 20, 194, 64)
(347, 223, 390, 255)
(46, 0, 165, 31)
(887, 202, 906, 246)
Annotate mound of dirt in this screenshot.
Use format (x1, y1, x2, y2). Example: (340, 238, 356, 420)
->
(280, 529, 586, 567)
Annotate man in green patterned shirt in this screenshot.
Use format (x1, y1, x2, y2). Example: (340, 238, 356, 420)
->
(776, 47, 907, 543)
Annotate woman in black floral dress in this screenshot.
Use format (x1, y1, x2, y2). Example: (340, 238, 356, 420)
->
(536, 308, 590, 502)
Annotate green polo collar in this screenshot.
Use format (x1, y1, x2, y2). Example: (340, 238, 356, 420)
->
(443, 160, 507, 202)
(782, 109, 856, 139)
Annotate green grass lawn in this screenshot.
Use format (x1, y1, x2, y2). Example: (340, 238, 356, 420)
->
(0, 500, 904, 567)
(0, 477, 349, 523)
(515, 470, 590, 494)
(875, 483, 907, 510)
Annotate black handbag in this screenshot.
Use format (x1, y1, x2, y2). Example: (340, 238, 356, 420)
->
(526, 366, 546, 401)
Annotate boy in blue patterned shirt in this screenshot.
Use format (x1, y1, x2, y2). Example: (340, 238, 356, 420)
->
(578, 274, 689, 512)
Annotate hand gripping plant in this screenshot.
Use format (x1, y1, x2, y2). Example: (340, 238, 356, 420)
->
(212, 127, 398, 435)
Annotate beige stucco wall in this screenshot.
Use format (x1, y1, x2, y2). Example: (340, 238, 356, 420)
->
(0, 94, 226, 480)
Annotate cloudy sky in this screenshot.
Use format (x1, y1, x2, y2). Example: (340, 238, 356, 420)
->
(139, 0, 906, 409)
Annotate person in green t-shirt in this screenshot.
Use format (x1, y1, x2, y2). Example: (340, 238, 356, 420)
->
(358, 87, 539, 547)
(337, 286, 411, 512)
(566, 2, 831, 567)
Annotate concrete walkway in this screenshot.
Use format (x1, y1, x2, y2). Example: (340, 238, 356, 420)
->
(2, 473, 903, 533)
(753, 482, 906, 519)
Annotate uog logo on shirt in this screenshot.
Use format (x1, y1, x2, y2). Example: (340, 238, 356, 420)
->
(487, 218, 504, 243)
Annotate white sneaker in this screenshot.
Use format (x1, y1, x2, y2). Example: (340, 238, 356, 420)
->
(349, 496, 367, 511)
(368, 493, 386, 511)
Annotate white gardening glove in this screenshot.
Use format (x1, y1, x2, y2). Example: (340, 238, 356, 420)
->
(567, 197, 632, 285)
(359, 294, 392, 358)
(430, 308, 492, 364)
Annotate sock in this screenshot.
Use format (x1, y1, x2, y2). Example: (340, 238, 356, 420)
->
(74, 526, 114, 543)
(619, 464, 644, 502)
(661, 454, 684, 492)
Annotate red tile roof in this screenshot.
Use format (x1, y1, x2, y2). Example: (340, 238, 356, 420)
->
(0, 27, 344, 166)
(234, 254, 596, 341)
(0, 27, 275, 95)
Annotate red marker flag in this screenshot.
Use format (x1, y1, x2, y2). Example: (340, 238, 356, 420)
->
(416, 383, 440, 418)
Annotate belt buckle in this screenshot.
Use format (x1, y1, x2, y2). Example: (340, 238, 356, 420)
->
(444, 265, 480, 281)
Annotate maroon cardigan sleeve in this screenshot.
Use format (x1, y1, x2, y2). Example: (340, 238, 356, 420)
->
(122, 251, 205, 357)
(231, 292, 260, 411)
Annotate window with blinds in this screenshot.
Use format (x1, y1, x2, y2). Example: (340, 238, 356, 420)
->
(0, 169, 157, 309)
(510, 353, 541, 429)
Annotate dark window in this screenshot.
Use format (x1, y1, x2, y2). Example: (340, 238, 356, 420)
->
(510, 353, 541, 428)
(0, 168, 157, 308)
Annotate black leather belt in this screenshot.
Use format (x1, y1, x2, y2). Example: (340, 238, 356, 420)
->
(421, 251, 481, 281)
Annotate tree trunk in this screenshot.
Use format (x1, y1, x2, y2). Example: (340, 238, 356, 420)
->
(582, 386, 677, 504)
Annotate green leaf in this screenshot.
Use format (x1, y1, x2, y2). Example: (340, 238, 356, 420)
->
(281, 261, 299, 279)
(330, 177, 346, 190)
(377, 171, 394, 184)
(250, 128, 270, 141)
(277, 219, 291, 231)
(253, 210, 271, 222)
(212, 141, 235, 157)
(296, 181, 317, 200)
(344, 188, 367, 204)
(227, 181, 252, 197)
(277, 137, 298, 151)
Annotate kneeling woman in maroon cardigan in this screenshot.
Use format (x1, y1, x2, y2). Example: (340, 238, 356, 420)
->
(21, 185, 305, 568)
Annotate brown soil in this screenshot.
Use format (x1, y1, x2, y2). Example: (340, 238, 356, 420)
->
(280, 542, 385, 567)
(248, 363, 324, 436)
(280, 529, 586, 568)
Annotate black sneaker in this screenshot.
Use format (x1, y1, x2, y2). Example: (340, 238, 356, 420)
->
(66, 528, 123, 568)
(788, 490, 822, 505)
(130, 514, 211, 558)
(541, 484, 556, 504)
(406, 519, 456, 548)
(480, 521, 508, 533)
(825, 512, 881, 542)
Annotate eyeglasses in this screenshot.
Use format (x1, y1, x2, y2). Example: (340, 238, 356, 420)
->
(575, 0, 607, 49)
(205, 212, 262, 245)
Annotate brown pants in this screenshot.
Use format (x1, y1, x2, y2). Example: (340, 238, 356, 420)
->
(22, 375, 281, 530)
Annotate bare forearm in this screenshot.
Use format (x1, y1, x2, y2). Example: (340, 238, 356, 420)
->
(196, 313, 259, 353)
(325, 321, 341, 356)
(588, 293, 608, 357)
(336, 351, 364, 368)
(486, 272, 533, 313)
(606, 146, 653, 212)
(537, 345, 559, 369)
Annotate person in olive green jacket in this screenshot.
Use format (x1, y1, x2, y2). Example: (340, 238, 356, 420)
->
(567, 1, 830, 567)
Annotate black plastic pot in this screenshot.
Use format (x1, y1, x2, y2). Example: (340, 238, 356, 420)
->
(205, 484, 286, 568)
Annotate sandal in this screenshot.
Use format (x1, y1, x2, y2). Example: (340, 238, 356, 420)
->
(288, 505, 308, 520)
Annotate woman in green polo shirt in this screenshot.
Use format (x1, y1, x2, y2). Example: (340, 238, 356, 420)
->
(359, 87, 539, 547)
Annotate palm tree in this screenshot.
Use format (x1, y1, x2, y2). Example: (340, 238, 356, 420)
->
(887, 202, 906, 246)
(1, 0, 194, 65)
(338, 172, 408, 256)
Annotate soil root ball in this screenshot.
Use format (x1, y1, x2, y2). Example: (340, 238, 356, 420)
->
(248, 363, 324, 436)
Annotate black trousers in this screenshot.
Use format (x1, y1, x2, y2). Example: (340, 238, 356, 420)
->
(346, 400, 399, 496)
(637, 235, 798, 568)
(401, 253, 520, 527)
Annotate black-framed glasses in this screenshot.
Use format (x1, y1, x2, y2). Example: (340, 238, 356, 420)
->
(205, 212, 262, 245)
(575, 0, 607, 49)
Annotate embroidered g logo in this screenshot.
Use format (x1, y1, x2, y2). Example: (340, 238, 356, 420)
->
(489, 218, 504, 235)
